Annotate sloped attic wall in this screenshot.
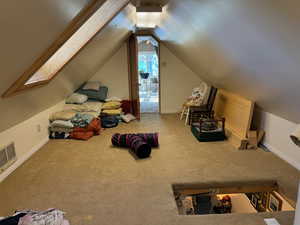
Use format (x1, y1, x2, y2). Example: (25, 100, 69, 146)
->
(155, 0, 300, 123)
(0, 3, 135, 132)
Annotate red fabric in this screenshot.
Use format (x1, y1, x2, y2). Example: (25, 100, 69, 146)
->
(121, 100, 132, 114)
(69, 131, 94, 140)
(70, 118, 101, 140)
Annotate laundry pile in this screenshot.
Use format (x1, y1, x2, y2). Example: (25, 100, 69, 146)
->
(0, 209, 70, 225)
(49, 115, 102, 141)
(112, 133, 159, 159)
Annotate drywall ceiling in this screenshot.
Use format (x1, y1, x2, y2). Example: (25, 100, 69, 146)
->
(154, 0, 300, 123)
(0, 2, 135, 132)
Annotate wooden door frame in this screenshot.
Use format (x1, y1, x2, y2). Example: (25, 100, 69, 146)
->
(127, 33, 141, 119)
(135, 33, 161, 114)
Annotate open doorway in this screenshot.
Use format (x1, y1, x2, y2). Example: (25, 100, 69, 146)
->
(137, 36, 160, 113)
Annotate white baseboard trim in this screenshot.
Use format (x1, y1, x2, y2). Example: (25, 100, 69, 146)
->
(263, 142, 300, 171)
(0, 137, 49, 183)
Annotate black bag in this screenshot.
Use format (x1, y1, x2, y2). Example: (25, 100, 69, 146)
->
(101, 116, 119, 128)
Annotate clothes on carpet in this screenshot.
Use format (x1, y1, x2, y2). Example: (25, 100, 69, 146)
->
(0, 213, 26, 225)
(71, 113, 94, 128)
(0, 209, 69, 225)
(49, 131, 70, 139)
(49, 89, 105, 140)
(69, 118, 102, 140)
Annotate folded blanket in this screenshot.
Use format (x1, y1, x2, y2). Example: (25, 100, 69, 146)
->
(71, 113, 94, 128)
(49, 110, 76, 121)
(49, 127, 73, 133)
(51, 120, 74, 129)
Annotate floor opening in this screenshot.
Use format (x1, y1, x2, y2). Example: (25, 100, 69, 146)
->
(137, 35, 160, 114)
(172, 181, 295, 215)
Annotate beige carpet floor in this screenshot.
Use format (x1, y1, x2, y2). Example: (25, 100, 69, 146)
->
(0, 114, 299, 225)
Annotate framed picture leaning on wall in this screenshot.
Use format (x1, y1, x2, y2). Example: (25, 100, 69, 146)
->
(267, 192, 282, 212)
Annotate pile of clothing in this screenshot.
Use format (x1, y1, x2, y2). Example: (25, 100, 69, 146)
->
(49, 113, 101, 140)
(0, 209, 69, 225)
(49, 101, 103, 140)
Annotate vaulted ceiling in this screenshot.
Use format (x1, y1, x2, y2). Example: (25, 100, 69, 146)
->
(1, 0, 299, 132)
(153, 0, 300, 123)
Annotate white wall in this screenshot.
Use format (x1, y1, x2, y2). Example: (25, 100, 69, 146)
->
(89, 43, 130, 100)
(89, 42, 204, 113)
(160, 44, 204, 113)
(254, 109, 300, 171)
(0, 101, 65, 183)
(227, 194, 257, 213)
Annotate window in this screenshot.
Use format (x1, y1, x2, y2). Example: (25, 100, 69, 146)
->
(2, 0, 129, 97)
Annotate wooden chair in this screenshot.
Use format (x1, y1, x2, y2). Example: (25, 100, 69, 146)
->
(180, 84, 209, 125)
(189, 87, 218, 125)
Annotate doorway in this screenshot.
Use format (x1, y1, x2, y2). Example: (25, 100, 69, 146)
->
(137, 36, 160, 113)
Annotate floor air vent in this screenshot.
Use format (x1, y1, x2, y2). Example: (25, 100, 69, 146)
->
(0, 143, 17, 174)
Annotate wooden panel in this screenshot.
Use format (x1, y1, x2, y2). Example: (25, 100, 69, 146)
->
(214, 89, 254, 147)
(173, 181, 278, 196)
(2, 0, 130, 98)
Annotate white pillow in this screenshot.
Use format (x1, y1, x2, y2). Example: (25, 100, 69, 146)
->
(121, 113, 136, 123)
(66, 93, 88, 104)
(82, 81, 101, 91)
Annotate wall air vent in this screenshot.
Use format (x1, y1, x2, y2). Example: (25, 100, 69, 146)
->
(0, 143, 17, 174)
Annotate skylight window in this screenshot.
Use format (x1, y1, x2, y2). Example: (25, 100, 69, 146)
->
(136, 12, 162, 28)
(2, 0, 129, 97)
(136, 5, 162, 28)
